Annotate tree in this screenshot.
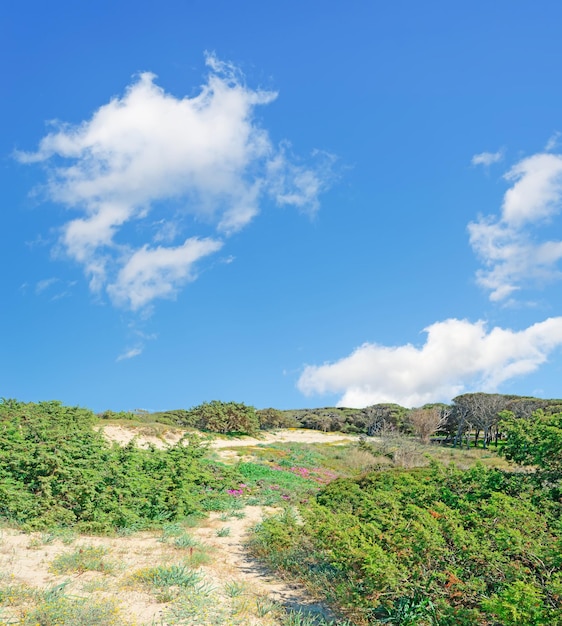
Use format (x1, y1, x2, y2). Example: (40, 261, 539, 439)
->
(362, 404, 408, 435)
(500, 410, 562, 480)
(452, 393, 507, 448)
(408, 406, 447, 444)
(187, 401, 259, 435)
(257, 408, 299, 430)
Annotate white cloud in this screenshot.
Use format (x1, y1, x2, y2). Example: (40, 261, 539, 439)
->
(545, 131, 561, 151)
(18, 54, 333, 310)
(502, 154, 562, 225)
(471, 150, 503, 167)
(116, 347, 143, 362)
(35, 277, 59, 294)
(108, 237, 223, 310)
(469, 152, 562, 300)
(297, 317, 562, 408)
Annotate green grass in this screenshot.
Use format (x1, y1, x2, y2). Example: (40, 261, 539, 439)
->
(0, 580, 37, 606)
(20, 595, 127, 626)
(224, 580, 247, 597)
(129, 564, 202, 589)
(173, 533, 200, 549)
(50, 545, 117, 575)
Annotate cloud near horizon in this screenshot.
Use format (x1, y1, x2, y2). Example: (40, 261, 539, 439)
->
(18, 54, 333, 311)
(469, 152, 562, 301)
(297, 317, 562, 408)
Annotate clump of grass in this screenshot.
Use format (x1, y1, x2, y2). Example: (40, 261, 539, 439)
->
(224, 580, 247, 597)
(116, 523, 144, 537)
(20, 594, 126, 626)
(255, 595, 280, 617)
(281, 609, 346, 626)
(182, 512, 207, 528)
(50, 545, 117, 575)
(81, 577, 111, 593)
(161, 522, 184, 538)
(173, 533, 199, 549)
(26, 536, 43, 550)
(215, 526, 231, 537)
(183, 545, 213, 568)
(165, 581, 227, 624)
(54, 528, 77, 545)
(0, 581, 37, 605)
(219, 508, 246, 522)
(129, 564, 202, 589)
(27, 533, 58, 549)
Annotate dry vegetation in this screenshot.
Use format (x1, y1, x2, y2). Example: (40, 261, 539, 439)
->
(0, 505, 334, 625)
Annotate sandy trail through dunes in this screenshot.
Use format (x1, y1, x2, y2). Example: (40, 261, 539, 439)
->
(0, 505, 334, 625)
(101, 425, 362, 450)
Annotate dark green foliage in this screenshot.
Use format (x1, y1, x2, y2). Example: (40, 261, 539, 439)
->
(179, 400, 260, 435)
(0, 399, 242, 531)
(146, 409, 196, 427)
(281, 404, 409, 435)
(501, 410, 562, 479)
(251, 463, 562, 624)
(97, 409, 138, 421)
(257, 407, 300, 430)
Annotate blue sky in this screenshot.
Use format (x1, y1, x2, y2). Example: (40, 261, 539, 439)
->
(3, 1, 562, 412)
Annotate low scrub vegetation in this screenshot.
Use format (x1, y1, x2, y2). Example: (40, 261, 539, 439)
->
(0, 399, 243, 531)
(250, 414, 562, 624)
(1, 396, 561, 624)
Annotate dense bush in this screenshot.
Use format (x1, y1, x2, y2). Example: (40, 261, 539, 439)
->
(0, 399, 241, 531)
(251, 462, 562, 624)
(177, 400, 260, 435)
(257, 407, 300, 430)
(501, 410, 562, 480)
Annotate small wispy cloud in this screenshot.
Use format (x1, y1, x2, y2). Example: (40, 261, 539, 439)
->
(545, 131, 561, 152)
(469, 152, 562, 300)
(298, 317, 562, 407)
(471, 150, 503, 167)
(18, 53, 335, 312)
(116, 347, 143, 362)
(35, 277, 59, 294)
(34, 277, 76, 301)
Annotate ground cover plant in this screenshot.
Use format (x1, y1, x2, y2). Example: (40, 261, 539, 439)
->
(250, 415, 562, 624)
(2, 396, 560, 624)
(0, 399, 243, 531)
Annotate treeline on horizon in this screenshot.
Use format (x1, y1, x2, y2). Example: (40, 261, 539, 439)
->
(99, 392, 562, 447)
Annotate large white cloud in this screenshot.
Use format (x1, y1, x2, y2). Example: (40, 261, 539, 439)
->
(18, 54, 333, 310)
(297, 317, 562, 408)
(469, 153, 562, 300)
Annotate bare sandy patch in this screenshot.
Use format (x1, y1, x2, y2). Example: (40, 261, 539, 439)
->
(101, 425, 362, 451)
(0, 505, 333, 625)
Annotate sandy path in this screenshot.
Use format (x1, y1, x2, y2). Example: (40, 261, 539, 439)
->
(194, 505, 336, 621)
(101, 425, 361, 450)
(0, 505, 334, 625)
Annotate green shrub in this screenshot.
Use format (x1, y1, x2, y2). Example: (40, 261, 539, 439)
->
(251, 463, 562, 624)
(50, 545, 116, 574)
(0, 399, 244, 530)
(183, 400, 260, 435)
